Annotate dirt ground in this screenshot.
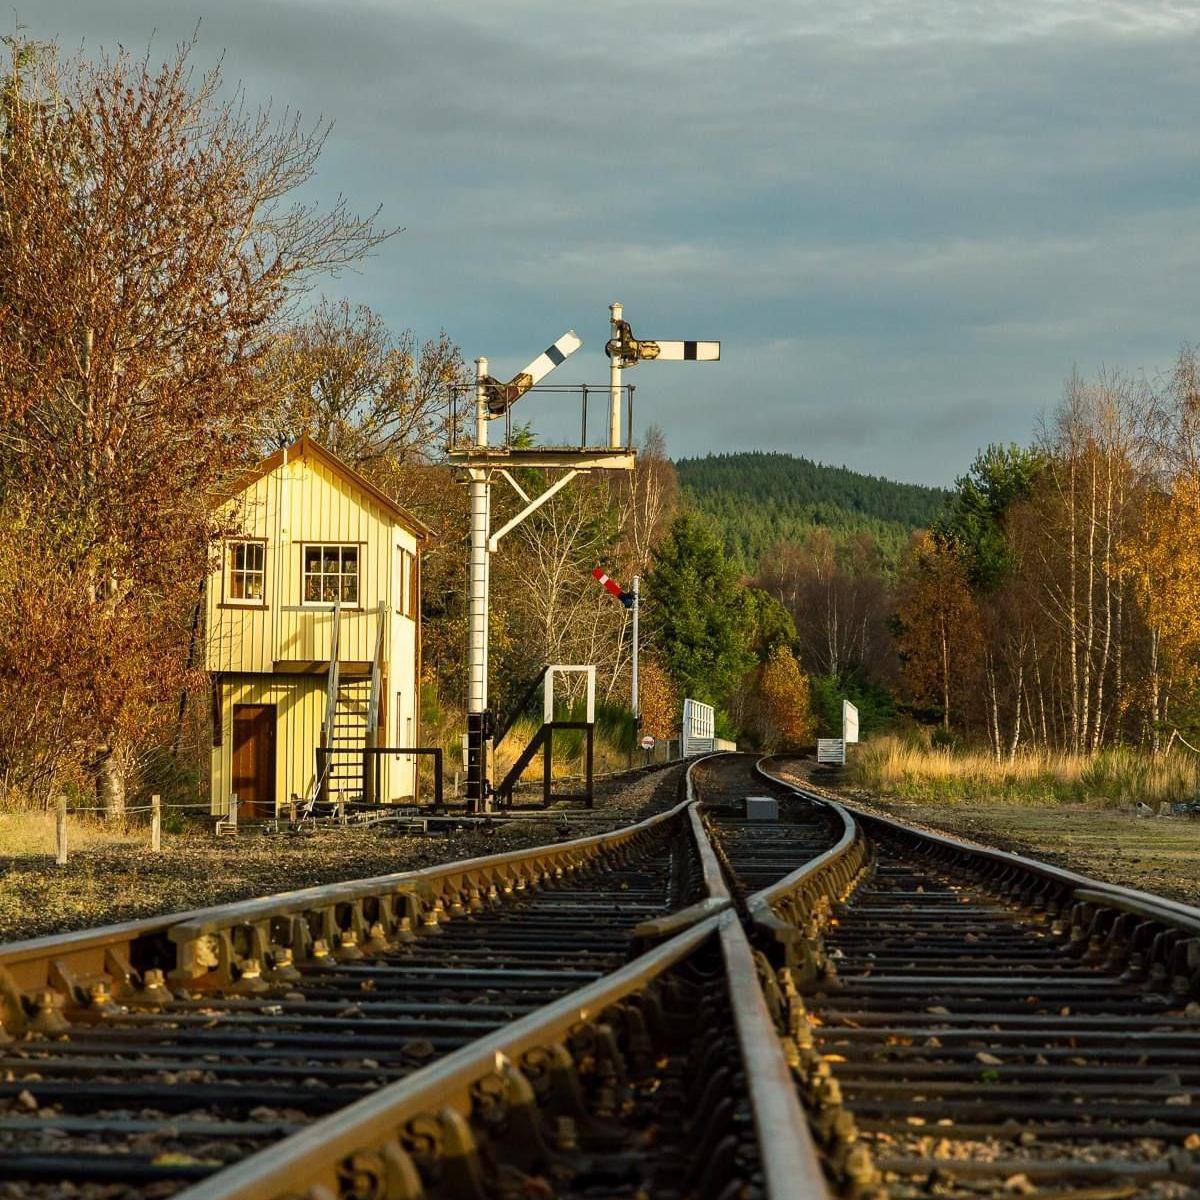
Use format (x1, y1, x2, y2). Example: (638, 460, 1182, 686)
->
(773, 759, 1200, 907)
(0, 764, 685, 944)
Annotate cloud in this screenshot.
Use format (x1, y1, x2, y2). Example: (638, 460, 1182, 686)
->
(13, 1, 1200, 483)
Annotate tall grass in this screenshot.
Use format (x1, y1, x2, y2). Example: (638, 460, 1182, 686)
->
(848, 736, 1200, 807)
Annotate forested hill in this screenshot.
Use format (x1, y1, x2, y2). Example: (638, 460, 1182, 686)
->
(676, 451, 949, 572)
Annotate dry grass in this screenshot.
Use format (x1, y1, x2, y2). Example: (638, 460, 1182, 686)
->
(0, 809, 145, 857)
(848, 736, 1200, 808)
(777, 757, 1200, 905)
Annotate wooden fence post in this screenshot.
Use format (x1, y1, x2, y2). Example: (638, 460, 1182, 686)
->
(55, 797, 67, 866)
(151, 794, 161, 852)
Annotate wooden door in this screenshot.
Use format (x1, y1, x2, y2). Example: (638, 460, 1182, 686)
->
(232, 704, 276, 820)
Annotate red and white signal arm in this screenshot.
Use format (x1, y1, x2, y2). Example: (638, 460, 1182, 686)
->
(592, 567, 634, 609)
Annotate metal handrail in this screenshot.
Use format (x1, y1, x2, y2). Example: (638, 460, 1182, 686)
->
(321, 591, 342, 752)
(365, 598, 386, 737)
(491, 663, 550, 750)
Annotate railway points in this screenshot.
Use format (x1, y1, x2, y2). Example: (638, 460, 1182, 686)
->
(5, 749, 1199, 1199)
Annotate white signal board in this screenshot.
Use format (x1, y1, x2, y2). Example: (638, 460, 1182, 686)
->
(682, 698, 716, 756)
(817, 738, 846, 765)
(843, 700, 859, 744)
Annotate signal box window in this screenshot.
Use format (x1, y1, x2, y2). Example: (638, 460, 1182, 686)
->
(303, 544, 359, 605)
(227, 541, 266, 605)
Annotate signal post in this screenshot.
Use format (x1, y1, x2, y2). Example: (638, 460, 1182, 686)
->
(451, 305, 718, 811)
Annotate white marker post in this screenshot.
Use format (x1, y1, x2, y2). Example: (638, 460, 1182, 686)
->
(631, 574, 640, 722)
(843, 699, 860, 744)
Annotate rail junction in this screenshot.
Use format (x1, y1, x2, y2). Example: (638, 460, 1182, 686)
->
(0, 754, 1197, 1198)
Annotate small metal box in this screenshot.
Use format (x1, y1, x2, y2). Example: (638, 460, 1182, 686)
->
(746, 795, 779, 822)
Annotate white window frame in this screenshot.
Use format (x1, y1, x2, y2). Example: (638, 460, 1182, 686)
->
(225, 539, 267, 607)
(301, 542, 362, 608)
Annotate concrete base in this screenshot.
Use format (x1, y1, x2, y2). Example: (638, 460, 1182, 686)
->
(746, 795, 779, 822)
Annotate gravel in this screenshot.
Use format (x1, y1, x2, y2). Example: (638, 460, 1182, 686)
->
(0, 764, 685, 944)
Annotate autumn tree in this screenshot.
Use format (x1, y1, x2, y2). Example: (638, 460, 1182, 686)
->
(741, 646, 814, 751)
(895, 532, 981, 731)
(637, 655, 679, 741)
(0, 38, 391, 810)
(260, 298, 466, 480)
(1026, 373, 1145, 751)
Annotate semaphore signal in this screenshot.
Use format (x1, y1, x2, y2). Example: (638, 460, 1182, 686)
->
(592, 566, 634, 609)
(482, 330, 583, 414)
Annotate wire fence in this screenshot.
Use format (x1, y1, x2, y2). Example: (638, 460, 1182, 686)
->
(62, 800, 212, 815)
(43, 793, 217, 865)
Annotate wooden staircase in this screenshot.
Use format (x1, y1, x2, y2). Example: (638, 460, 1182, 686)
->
(326, 676, 372, 805)
(316, 597, 388, 812)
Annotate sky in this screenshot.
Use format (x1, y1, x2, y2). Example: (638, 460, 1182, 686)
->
(18, 1, 1200, 484)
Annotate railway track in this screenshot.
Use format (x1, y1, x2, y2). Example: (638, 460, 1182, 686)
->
(0, 761, 834, 1200)
(15, 748, 1193, 1199)
(174, 912, 824, 1200)
(753, 756, 1200, 1199)
(0, 793, 711, 1195)
(691, 754, 843, 902)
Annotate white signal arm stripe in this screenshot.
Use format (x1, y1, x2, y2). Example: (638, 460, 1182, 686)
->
(486, 330, 583, 414)
(648, 340, 721, 362)
(520, 329, 583, 386)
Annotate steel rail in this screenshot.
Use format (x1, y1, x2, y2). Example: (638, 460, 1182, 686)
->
(690, 753, 848, 909)
(753, 753, 1200, 1197)
(736, 757, 869, 988)
(718, 912, 832, 1200)
(174, 910, 832, 1200)
(758, 754, 1200, 974)
(630, 753, 733, 944)
(0, 782, 699, 1018)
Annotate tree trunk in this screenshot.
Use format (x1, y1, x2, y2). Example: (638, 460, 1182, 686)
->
(1080, 451, 1097, 753)
(1067, 454, 1080, 753)
(1149, 626, 1162, 755)
(1009, 659, 1025, 763)
(940, 615, 951, 731)
(94, 742, 126, 818)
